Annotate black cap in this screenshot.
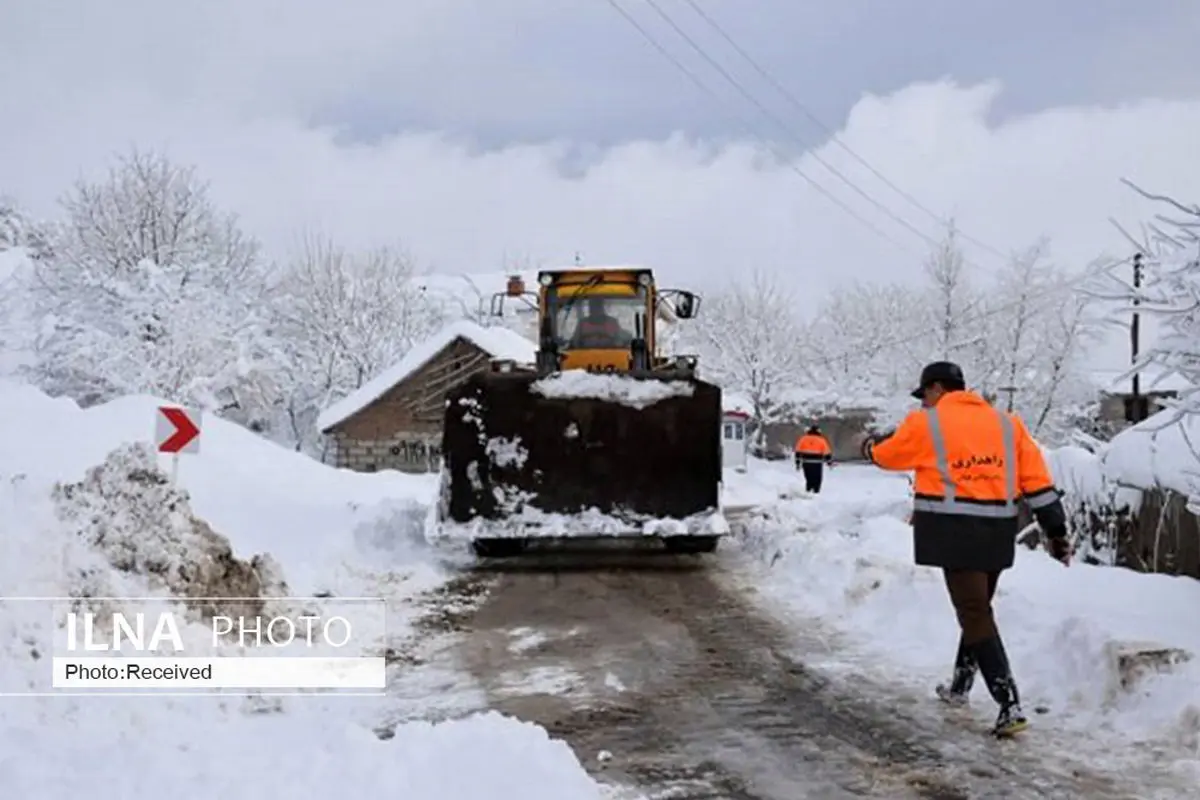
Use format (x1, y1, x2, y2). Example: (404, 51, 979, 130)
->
(806, 425, 819, 434)
(911, 361, 965, 399)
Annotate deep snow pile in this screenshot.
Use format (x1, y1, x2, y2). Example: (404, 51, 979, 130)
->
(0, 380, 442, 594)
(0, 381, 612, 799)
(732, 462, 1200, 776)
(1103, 409, 1200, 504)
(1043, 408, 1200, 515)
(531, 370, 695, 408)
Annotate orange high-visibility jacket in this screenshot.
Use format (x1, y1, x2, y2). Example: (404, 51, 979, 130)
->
(865, 390, 1065, 570)
(794, 433, 832, 463)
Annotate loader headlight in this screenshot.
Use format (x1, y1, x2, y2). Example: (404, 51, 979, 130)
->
(637, 273, 651, 286)
(539, 273, 553, 286)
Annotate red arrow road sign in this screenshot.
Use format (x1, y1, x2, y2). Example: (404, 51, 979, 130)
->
(157, 406, 201, 454)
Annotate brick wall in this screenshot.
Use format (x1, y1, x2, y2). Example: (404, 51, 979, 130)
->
(331, 432, 442, 474)
(326, 337, 490, 474)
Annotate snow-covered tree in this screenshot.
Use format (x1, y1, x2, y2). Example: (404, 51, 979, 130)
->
(810, 232, 1099, 442)
(810, 279, 926, 397)
(19, 149, 278, 427)
(0, 196, 55, 260)
(922, 226, 980, 360)
(271, 232, 446, 453)
(1094, 182, 1200, 416)
(984, 242, 1101, 439)
(54, 149, 256, 277)
(682, 269, 813, 439)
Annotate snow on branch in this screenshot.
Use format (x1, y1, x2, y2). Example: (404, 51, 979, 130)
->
(1105, 182, 1200, 417)
(15, 149, 278, 429)
(270, 231, 447, 453)
(807, 227, 1099, 442)
(678, 268, 814, 433)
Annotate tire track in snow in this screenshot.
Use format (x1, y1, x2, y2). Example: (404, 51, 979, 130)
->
(431, 546, 1166, 798)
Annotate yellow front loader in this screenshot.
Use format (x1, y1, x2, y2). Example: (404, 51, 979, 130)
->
(433, 266, 726, 558)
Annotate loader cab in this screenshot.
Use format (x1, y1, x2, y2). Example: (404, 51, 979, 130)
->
(490, 265, 701, 375)
(543, 271, 652, 372)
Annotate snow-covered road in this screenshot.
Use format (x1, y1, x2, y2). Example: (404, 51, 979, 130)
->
(423, 541, 1181, 799)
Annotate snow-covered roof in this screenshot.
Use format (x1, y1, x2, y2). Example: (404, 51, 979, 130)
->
(1102, 408, 1200, 497)
(1090, 367, 1192, 395)
(723, 391, 753, 415)
(316, 320, 537, 433)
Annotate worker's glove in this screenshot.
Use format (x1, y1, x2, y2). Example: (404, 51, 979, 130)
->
(859, 433, 882, 461)
(1043, 527, 1072, 566)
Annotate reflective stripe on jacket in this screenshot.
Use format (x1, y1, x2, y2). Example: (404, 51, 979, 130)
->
(794, 434, 832, 462)
(868, 391, 1058, 516)
(865, 390, 1067, 570)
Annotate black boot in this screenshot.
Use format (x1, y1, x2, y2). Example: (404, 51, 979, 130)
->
(935, 637, 975, 706)
(971, 635, 1028, 737)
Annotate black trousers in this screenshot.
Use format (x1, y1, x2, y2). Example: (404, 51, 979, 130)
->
(799, 461, 823, 493)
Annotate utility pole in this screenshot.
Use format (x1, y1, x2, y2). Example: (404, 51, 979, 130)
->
(1130, 252, 1144, 421)
(1128, 253, 1147, 424)
(998, 385, 1018, 413)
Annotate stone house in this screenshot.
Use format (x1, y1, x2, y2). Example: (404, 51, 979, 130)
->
(1090, 367, 1189, 430)
(316, 319, 537, 474)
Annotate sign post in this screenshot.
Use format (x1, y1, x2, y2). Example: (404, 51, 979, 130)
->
(156, 406, 201, 484)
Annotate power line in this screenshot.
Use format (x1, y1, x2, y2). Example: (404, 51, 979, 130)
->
(602, 0, 1110, 361)
(806, 257, 1132, 370)
(601, 0, 920, 256)
(675, 0, 1010, 262)
(636, 0, 944, 253)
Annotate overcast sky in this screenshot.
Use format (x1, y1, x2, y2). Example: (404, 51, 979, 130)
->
(3, 0, 1199, 370)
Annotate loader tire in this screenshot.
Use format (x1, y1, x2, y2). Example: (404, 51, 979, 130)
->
(663, 535, 719, 555)
(471, 538, 527, 558)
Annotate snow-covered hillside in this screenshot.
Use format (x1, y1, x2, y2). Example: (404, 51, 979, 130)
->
(0, 380, 613, 800)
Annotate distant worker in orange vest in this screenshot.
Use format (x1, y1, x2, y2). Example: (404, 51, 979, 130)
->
(860, 361, 1071, 739)
(794, 425, 833, 493)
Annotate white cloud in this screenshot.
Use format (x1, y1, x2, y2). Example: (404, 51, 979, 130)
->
(3, 4, 1198, 375)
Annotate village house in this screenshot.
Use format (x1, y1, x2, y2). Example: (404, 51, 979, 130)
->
(724, 389, 882, 462)
(1090, 367, 1189, 428)
(316, 319, 537, 474)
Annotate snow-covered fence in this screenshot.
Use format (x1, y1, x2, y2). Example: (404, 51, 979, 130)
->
(1044, 431, 1200, 579)
(1043, 445, 1130, 567)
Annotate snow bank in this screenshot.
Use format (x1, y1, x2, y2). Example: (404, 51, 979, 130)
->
(722, 457, 812, 509)
(1047, 445, 1109, 506)
(0, 380, 441, 593)
(531, 370, 694, 408)
(735, 464, 1200, 768)
(1103, 410, 1200, 501)
(0, 380, 611, 799)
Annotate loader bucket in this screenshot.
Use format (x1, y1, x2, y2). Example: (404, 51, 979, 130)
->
(435, 369, 725, 550)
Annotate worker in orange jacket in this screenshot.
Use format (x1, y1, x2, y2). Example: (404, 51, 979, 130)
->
(860, 361, 1071, 739)
(794, 425, 833, 493)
